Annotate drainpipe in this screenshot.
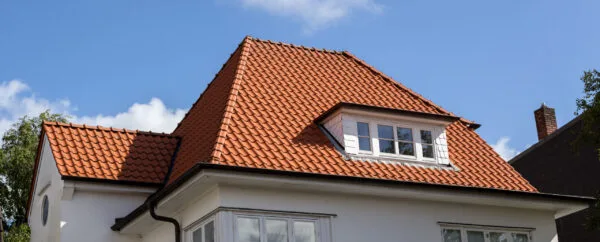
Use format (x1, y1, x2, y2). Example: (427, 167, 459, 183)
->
(147, 201, 181, 242)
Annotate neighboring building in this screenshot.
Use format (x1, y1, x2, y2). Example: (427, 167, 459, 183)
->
(510, 104, 600, 242)
(27, 36, 591, 242)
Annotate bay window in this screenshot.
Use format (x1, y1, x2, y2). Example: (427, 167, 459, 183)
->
(441, 225, 532, 242)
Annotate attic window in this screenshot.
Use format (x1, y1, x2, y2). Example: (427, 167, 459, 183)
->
(319, 103, 455, 166)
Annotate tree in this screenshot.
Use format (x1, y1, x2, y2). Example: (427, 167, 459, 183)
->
(576, 69, 600, 154)
(3, 224, 30, 242)
(0, 111, 68, 229)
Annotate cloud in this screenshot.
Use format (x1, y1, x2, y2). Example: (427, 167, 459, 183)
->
(240, 0, 383, 33)
(491, 136, 519, 161)
(75, 98, 187, 133)
(0, 79, 187, 139)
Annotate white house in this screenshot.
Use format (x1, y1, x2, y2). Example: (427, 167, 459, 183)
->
(27, 36, 592, 242)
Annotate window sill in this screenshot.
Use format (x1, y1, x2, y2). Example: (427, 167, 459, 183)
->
(348, 154, 455, 170)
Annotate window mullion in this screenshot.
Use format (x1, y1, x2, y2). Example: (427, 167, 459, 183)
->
(393, 126, 399, 155)
(414, 128, 423, 160)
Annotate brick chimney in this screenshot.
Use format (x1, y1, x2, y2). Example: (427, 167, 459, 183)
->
(534, 103, 557, 140)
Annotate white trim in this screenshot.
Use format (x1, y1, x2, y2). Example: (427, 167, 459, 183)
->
(440, 223, 534, 242)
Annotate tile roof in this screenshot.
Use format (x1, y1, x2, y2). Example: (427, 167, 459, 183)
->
(168, 36, 537, 192)
(43, 122, 180, 184)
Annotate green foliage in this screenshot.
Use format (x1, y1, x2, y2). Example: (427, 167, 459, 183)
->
(3, 224, 30, 242)
(576, 69, 600, 150)
(0, 111, 68, 228)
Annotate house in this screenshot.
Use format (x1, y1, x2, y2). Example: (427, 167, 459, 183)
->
(510, 104, 600, 242)
(27, 36, 592, 242)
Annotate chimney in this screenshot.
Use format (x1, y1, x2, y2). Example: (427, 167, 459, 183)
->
(534, 103, 557, 140)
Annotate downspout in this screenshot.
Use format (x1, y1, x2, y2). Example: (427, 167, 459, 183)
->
(145, 138, 182, 242)
(147, 201, 181, 242)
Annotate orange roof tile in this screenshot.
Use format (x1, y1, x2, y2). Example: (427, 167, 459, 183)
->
(167, 36, 537, 192)
(43, 122, 180, 184)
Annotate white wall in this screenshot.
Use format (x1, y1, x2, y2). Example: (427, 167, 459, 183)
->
(218, 185, 557, 242)
(139, 183, 558, 242)
(29, 136, 63, 242)
(59, 190, 147, 242)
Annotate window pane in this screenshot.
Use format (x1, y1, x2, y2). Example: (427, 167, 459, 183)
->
(490, 232, 510, 242)
(422, 144, 434, 158)
(237, 217, 260, 242)
(512, 233, 529, 242)
(420, 130, 433, 144)
(192, 227, 202, 242)
(442, 229, 462, 242)
(205, 221, 215, 242)
(377, 125, 394, 139)
(293, 221, 316, 242)
(357, 122, 370, 137)
(398, 142, 414, 156)
(266, 219, 288, 242)
(358, 137, 371, 151)
(397, 127, 413, 141)
(467, 231, 485, 242)
(379, 139, 395, 154)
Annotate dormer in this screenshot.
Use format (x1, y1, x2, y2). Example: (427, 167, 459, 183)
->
(316, 103, 459, 167)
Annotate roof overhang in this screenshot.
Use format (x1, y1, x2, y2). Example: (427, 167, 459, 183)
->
(315, 102, 461, 126)
(112, 163, 594, 234)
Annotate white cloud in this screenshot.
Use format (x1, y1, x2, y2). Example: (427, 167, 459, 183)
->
(75, 98, 187, 133)
(240, 0, 383, 33)
(0, 79, 187, 139)
(491, 136, 520, 161)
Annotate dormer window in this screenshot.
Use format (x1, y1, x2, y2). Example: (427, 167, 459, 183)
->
(318, 103, 459, 167)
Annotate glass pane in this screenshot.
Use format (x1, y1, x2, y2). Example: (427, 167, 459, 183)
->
(442, 229, 462, 242)
(192, 227, 202, 242)
(420, 130, 433, 144)
(422, 144, 434, 158)
(379, 139, 395, 154)
(266, 219, 288, 242)
(398, 142, 414, 156)
(467, 231, 485, 242)
(358, 137, 371, 151)
(237, 217, 260, 242)
(205, 221, 215, 242)
(294, 221, 316, 242)
(397, 127, 413, 141)
(357, 122, 370, 137)
(490, 232, 510, 242)
(377, 125, 394, 139)
(512, 233, 529, 242)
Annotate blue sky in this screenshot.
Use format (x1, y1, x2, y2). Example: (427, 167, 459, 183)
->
(1, 0, 599, 160)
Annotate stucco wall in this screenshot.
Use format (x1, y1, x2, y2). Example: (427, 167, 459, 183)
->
(29, 136, 63, 242)
(141, 184, 558, 242)
(59, 190, 147, 242)
(219, 185, 558, 242)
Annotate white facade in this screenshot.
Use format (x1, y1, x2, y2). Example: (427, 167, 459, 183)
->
(28, 136, 155, 242)
(116, 170, 587, 242)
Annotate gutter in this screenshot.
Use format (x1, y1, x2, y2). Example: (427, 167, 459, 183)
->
(111, 163, 595, 232)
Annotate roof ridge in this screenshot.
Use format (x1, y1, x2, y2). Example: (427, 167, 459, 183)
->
(247, 36, 345, 55)
(42, 121, 177, 138)
(209, 36, 253, 162)
(340, 51, 455, 117)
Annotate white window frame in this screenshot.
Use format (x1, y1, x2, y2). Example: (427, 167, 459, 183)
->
(440, 224, 533, 242)
(232, 212, 326, 242)
(355, 117, 440, 163)
(186, 216, 217, 242)
(356, 122, 372, 153)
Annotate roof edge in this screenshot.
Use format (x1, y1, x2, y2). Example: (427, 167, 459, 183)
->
(111, 163, 594, 231)
(42, 121, 179, 138)
(314, 102, 461, 124)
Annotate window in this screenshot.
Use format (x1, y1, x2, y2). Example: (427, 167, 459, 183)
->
(441, 226, 531, 242)
(377, 125, 395, 154)
(420, 130, 434, 158)
(41, 195, 49, 226)
(235, 215, 320, 242)
(190, 218, 215, 242)
(360, 121, 439, 163)
(357, 122, 371, 151)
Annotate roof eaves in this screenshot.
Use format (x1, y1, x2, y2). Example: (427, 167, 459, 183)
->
(314, 102, 461, 124)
